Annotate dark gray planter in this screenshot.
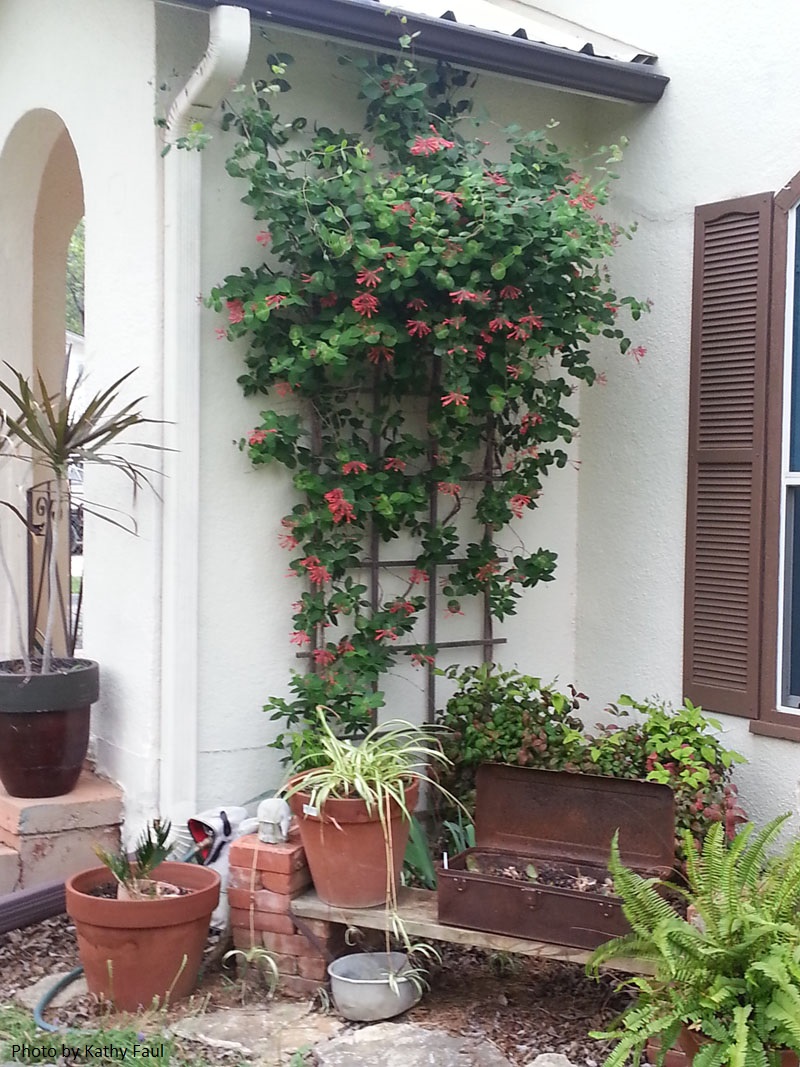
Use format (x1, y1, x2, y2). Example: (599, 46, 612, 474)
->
(0, 659, 99, 797)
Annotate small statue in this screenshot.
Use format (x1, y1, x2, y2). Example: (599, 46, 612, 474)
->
(257, 797, 292, 843)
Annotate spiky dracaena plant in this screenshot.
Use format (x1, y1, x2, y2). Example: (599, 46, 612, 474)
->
(0, 364, 160, 672)
(588, 815, 800, 1067)
(94, 818, 173, 899)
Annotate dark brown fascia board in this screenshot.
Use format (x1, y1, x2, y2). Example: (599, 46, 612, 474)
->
(177, 0, 668, 104)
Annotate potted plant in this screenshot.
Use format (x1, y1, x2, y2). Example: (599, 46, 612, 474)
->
(0, 364, 159, 797)
(65, 819, 220, 1011)
(588, 815, 800, 1067)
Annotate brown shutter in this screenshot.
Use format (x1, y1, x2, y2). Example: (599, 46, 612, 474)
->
(684, 193, 773, 717)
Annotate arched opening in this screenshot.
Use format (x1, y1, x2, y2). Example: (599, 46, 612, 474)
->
(0, 110, 85, 661)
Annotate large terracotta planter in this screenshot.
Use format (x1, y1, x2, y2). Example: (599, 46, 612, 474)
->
(679, 1027, 798, 1067)
(286, 777, 420, 908)
(0, 659, 98, 797)
(65, 861, 220, 1011)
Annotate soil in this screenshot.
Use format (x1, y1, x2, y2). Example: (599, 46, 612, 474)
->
(463, 854, 616, 896)
(0, 913, 633, 1066)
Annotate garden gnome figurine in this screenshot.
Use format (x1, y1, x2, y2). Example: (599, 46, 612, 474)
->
(257, 796, 292, 843)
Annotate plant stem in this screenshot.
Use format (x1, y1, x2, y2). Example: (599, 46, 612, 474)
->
(42, 476, 63, 673)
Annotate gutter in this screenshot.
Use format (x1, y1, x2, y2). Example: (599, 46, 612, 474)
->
(176, 0, 668, 104)
(160, 6, 251, 818)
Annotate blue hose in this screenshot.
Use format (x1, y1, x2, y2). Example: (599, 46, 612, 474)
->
(34, 966, 84, 1032)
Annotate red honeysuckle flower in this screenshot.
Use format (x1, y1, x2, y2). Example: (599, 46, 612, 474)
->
(506, 364, 521, 380)
(407, 298, 428, 311)
(324, 488, 355, 524)
(475, 346, 487, 362)
(519, 310, 544, 329)
(449, 289, 478, 304)
(407, 319, 432, 337)
(444, 606, 465, 617)
(300, 556, 332, 586)
(389, 600, 416, 616)
(441, 391, 468, 407)
(631, 346, 647, 364)
(214, 327, 227, 340)
(567, 171, 583, 184)
(435, 190, 462, 207)
(409, 126, 455, 156)
(410, 568, 429, 585)
(391, 202, 414, 214)
(384, 457, 406, 471)
(256, 230, 272, 246)
(489, 317, 511, 333)
(411, 652, 435, 668)
(374, 628, 398, 641)
(265, 294, 287, 308)
(278, 532, 298, 550)
(442, 316, 466, 330)
(473, 290, 492, 306)
(367, 346, 394, 365)
(438, 482, 461, 496)
(320, 293, 338, 308)
(248, 428, 276, 445)
(520, 412, 543, 435)
(510, 493, 532, 518)
(226, 299, 245, 324)
(290, 631, 310, 646)
(342, 460, 368, 475)
(338, 639, 355, 655)
(596, 372, 608, 385)
(447, 346, 468, 356)
(507, 324, 530, 342)
(499, 285, 522, 300)
(274, 381, 293, 398)
(604, 302, 619, 314)
(312, 648, 337, 667)
(569, 192, 597, 210)
(356, 266, 384, 288)
(352, 292, 380, 318)
(484, 171, 509, 186)
(476, 561, 500, 582)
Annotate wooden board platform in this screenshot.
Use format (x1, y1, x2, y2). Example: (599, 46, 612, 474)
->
(291, 887, 651, 974)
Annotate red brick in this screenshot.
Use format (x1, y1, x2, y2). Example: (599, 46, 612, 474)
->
(300, 918, 337, 939)
(261, 866, 312, 895)
(229, 907, 296, 935)
(297, 955, 329, 981)
(270, 953, 298, 976)
(260, 930, 333, 957)
(227, 887, 293, 914)
(227, 864, 262, 891)
(277, 974, 325, 998)
(233, 927, 257, 950)
(229, 835, 307, 875)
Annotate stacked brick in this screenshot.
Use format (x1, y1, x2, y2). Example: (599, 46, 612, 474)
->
(227, 832, 343, 997)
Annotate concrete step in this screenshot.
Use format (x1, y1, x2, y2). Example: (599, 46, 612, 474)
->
(0, 771, 122, 890)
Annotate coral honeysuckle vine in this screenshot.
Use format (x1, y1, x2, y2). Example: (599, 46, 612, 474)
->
(208, 44, 649, 752)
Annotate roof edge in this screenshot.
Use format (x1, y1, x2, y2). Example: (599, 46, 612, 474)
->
(173, 0, 669, 104)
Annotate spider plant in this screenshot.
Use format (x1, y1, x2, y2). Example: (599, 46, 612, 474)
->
(0, 362, 161, 672)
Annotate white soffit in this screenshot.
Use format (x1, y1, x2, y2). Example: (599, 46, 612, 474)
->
(372, 0, 657, 65)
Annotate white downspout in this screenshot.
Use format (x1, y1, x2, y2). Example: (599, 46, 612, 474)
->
(160, 6, 251, 822)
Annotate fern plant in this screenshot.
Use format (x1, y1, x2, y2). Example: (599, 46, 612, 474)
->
(588, 815, 800, 1067)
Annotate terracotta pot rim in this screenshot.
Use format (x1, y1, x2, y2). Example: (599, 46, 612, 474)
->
(66, 862, 220, 929)
(286, 774, 420, 824)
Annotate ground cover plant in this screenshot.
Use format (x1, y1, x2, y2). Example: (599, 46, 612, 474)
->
(209, 38, 649, 754)
(434, 665, 746, 860)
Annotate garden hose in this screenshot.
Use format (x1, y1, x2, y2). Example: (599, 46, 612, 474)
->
(33, 966, 84, 1032)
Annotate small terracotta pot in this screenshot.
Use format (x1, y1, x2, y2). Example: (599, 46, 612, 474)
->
(286, 776, 420, 908)
(66, 861, 220, 1011)
(679, 1026, 798, 1067)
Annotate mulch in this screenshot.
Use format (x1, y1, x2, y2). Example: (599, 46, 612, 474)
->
(0, 913, 633, 1066)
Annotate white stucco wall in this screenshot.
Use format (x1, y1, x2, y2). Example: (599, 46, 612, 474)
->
(155, 12, 598, 809)
(0, 0, 164, 830)
(533, 0, 800, 825)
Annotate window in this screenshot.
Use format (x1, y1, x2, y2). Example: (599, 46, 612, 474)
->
(685, 179, 800, 740)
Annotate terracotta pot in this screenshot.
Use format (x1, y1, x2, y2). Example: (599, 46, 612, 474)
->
(65, 861, 220, 1011)
(286, 776, 420, 908)
(0, 659, 98, 797)
(679, 1026, 798, 1067)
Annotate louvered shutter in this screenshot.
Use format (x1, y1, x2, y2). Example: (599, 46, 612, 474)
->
(684, 194, 773, 717)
